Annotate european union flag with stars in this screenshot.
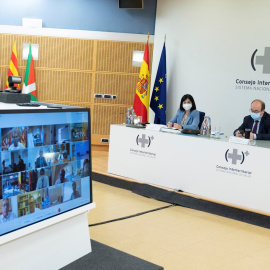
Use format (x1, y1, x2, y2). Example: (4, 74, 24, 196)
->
(150, 43, 167, 125)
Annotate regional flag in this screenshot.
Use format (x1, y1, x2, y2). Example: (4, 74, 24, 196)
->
(22, 45, 37, 101)
(18, 172, 21, 189)
(133, 41, 150, 123)
(6, 42, 20, 90)
(150, 43, 167, 125)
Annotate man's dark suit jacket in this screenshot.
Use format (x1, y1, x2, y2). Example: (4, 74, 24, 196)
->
(234, 111, 270, 140)
(35, 157, 48, 168)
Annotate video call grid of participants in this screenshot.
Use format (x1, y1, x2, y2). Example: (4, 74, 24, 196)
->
(0, 122, 90, 224)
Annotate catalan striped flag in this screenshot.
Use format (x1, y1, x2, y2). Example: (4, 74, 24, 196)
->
(22, 44, 37, 101)
(6, 42, 20, 90)
(133, 41, 150, 123)
(21, 127, 27, 148)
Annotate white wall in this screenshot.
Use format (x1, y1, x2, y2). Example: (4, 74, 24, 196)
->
(0, 25, 154, 43)
(151, 0, 270, 135)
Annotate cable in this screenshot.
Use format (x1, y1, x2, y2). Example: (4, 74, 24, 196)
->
(88, 204, 176, 227)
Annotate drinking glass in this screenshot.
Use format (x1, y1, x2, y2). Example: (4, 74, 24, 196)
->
(214, 126, 221, 137)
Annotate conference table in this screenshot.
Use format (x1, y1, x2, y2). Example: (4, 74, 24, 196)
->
(108, 124, 270, 214)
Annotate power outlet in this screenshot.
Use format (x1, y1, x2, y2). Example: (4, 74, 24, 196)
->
(94, 94, 103, 99)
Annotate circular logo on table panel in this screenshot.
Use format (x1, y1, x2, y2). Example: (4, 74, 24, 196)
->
(225, 148, 250, 165)
(136, 134, 154, 148)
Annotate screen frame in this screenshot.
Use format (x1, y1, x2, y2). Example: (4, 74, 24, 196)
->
(0, 107, 93, 245)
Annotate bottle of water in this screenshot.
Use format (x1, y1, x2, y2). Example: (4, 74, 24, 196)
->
(125, 107, 136, 124)
(125, 109, 130, 124)
(130, 109, 135, 124)
(200, 116, 211, 136)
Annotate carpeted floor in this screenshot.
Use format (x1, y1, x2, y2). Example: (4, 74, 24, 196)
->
(61, 240, 164, 270)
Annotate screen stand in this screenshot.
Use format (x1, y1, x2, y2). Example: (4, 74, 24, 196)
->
(0, 211, 91, 269)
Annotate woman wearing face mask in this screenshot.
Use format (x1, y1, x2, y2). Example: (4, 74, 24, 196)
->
(167, 94, 199, 130)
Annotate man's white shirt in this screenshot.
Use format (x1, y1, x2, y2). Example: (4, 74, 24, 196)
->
(0, 212, 17, 223)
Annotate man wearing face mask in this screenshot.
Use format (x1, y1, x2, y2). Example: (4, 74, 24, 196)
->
(234, 99, 270, 140)
(167, 94, 200, 130)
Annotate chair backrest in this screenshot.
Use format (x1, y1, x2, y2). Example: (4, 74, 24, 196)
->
(198, 111, 205, 130)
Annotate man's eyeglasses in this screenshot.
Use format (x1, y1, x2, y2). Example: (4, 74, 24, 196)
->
(249, 109, 261, 113)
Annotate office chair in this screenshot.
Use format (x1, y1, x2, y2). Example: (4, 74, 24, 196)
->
(198, 111, 205, 130)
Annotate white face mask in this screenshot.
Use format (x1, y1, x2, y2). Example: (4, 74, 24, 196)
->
(183, 103, 192, 111)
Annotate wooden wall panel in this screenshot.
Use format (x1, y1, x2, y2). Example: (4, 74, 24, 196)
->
(33, 37, 94, 70)
(0, 34, 19, 66)
(0, 34, 94, 70)
(96, 40, 153, 73)
(34, 70, 92, 102)
(0, 33, 153, 145)
(0, 66, 7, 90)
(94, 73, 140, 105)
(92, 105, 127, 135)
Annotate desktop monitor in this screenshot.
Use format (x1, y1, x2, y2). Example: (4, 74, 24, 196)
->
(0, 108, 92, 243)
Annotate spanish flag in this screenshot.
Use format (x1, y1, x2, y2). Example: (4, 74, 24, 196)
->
(133, 41, 150, 123)
(6, 42, 20, 90)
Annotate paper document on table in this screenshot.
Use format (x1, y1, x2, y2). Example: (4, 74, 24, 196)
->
(146, 124, 167, 131)
(160, 127, 182, 134)
(229, 136, 249, 145)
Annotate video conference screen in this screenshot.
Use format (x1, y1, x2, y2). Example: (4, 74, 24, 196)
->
(0, 109, 91, 236)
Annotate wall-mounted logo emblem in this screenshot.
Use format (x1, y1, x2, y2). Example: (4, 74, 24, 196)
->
(136, 134, 154, 148)
(225, 148, 249, 165)
(251, 47, 270, 74)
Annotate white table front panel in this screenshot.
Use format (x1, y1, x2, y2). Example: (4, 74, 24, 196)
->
(108, 125, 270, 213)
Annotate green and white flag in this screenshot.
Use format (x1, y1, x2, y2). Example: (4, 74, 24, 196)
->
(22, 45, 37, 101)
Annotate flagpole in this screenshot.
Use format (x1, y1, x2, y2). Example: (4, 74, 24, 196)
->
(164, 34, 166, 44)
(29, 38, 32, 58)
(148, 32, 149, 42)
